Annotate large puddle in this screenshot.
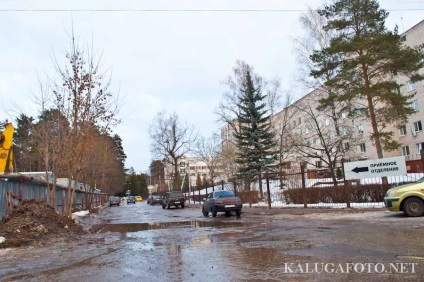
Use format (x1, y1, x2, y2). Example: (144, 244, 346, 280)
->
(97, 220, 249, 233)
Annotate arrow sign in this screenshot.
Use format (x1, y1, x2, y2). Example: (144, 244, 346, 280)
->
(344, 156, 406, 180)
(352, 166, 369, 173)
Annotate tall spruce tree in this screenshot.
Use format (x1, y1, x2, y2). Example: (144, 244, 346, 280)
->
(311, 0, 424, 159)
(234, 66, 276, 196)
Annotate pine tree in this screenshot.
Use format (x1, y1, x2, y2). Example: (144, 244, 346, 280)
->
(311, 0, 424, 158)
(234, 66, 276, 195)
(112, 134, 126, 169)
(14, 114, 35, 172)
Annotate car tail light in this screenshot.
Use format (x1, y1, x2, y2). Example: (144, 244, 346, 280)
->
(215, 200, 223, 204)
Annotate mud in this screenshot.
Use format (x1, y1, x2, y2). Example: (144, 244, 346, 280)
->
(0, 199, 86, 248)
(0, 202, 423, 281)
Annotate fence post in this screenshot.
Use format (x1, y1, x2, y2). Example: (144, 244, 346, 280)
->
(341, 158, 351, 208)
(221, 180, 224, 191)
(266, 171, 271, 209)
(301, 162, 307, 208)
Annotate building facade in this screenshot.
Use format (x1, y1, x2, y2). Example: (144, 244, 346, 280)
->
(221, 19, 424, 175)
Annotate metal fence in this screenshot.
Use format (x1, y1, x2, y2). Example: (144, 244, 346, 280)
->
(184, 169, 423, 208)
(0, 174, 108, 220)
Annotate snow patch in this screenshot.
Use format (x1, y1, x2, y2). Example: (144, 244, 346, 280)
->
(0, 236, 6, 244)
(72, 210, 90, 219)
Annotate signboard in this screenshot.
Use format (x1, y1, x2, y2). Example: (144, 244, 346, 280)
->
(343, 156, 407, 180)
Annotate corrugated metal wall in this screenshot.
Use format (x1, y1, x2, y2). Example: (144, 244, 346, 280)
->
(0, 177, 107, 219)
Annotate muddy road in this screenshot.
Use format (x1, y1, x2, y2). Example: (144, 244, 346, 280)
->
(1, 201, 423, 281)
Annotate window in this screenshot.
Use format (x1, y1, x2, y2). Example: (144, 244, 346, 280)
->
(413, 121, 423, 133)
(315, 161, 322, 168)
(357, 124, 364, 134)
(402, 146, 410, 156)
(344, 142, 350, 150)
(325, 118, 330, 126)
(399, 125, 407, 136)
(298, 118, 302, 124)
(341, 112, 346, 119)
(410, 100, 419, 112)
(417, 143, 423, 155)
(342, 126, 347, 136)
(359, 143, 366, 153)
(407, 81, 416, 92)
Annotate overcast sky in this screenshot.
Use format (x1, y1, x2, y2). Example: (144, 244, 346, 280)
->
(1, 0, 423, 173)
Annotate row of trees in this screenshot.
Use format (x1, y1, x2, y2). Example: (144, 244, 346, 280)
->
(148, 0, 424, 194)
(8, 30, 126, 217)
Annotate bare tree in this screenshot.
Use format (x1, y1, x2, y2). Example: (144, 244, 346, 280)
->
(272, 92, 299, 187)
(79, 130, 125, 203)
(32, 109, 70, 210)
(149, 111, 197, 190)
(291, 92, 360, 186)
(192, 133, 222, 187)
(49, 30, 121, 217)
(293, 5, 335, 90)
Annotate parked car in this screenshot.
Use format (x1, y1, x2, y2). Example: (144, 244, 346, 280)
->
(162, 191, 186, 209)
(109, 196, 121, 207)
(147, 195, 154, 204)
(384, 178, 424, 217)
(202, 190, 242, 217)
(150, 195, 163, 205)
(127, 196, 136, 204)
(135, 196, 143, 202)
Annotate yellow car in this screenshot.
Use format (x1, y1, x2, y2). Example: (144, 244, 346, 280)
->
(135, 196, 143, 202)
(384, 178, 424, 217)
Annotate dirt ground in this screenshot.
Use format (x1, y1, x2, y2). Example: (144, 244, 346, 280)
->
(0, 198, 86, 248)
(0, 201, 386, 249)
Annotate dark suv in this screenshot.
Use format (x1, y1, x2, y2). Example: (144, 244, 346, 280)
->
(127, 196, 136, 204)
(162, 191, 186, 209)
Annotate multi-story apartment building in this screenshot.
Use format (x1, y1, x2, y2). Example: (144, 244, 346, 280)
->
(221, 19, 424, 175)
(279, 19, 424, 171)
(386, 20, 424, 163)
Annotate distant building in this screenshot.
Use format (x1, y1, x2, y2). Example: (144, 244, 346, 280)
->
(164, 156, 217, 191)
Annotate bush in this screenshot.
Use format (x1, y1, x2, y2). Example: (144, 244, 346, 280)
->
(237, 190, 260, 204)
(283, 183, 394, 204)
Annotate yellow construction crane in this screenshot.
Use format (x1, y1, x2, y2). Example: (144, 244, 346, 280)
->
(0, 123, 14, 174)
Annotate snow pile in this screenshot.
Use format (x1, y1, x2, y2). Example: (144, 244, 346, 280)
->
(72, 210, 90, 219)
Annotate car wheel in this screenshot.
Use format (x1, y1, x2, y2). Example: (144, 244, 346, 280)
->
(236, 210, 241, 217)
(162, 204, 165, 209)
(212, 207, 217, 217)
(225, 211, 231, 217)
(167, 204, 170, 209)
(202, 207, 209, 217)
(181, 203, 185, 209)
(403, 197, 424, 217)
